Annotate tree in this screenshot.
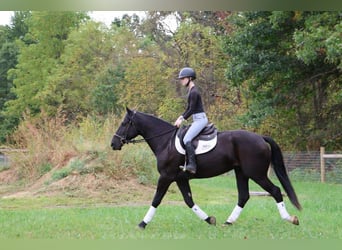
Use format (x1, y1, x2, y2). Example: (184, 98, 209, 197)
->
(41, 18, 145, 120)
(3, 11, 88, 121)
(39, 21, 115, 120)
(224, 11, 341, 150)
(292, 12, 341, 149)
(0, 11, 31, 142)
(0, 29, 17, 110)
(115, 22, 170, 115)
(90, 64, 125, 116)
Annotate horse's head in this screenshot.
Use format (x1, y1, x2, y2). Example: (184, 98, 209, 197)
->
(111, 107, 139, 150)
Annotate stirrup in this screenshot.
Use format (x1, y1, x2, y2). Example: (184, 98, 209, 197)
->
(179, 163, 187, 172)
(179, 163, 196, 174)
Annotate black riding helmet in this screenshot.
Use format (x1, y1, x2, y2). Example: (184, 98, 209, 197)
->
(178, 67, 196, 80)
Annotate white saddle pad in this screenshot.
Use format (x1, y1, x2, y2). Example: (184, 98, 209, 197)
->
(175, 136, 217, 155)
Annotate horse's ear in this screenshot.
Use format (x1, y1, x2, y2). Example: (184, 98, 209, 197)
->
(126, 107, 133, 115)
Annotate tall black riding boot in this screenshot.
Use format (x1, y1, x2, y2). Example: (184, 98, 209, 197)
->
(185, 142, 197, 174)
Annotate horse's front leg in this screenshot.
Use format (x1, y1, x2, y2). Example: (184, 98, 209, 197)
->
(176, 178, 216, 225)
(224, 168, 249, 225)
(138, 175, 172, 229)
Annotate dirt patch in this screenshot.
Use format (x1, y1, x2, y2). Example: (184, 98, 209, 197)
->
(1, 169, 155, 205)
(0, 168, 19, 184)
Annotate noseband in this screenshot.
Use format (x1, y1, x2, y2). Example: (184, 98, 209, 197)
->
(114, 133, 131, 145)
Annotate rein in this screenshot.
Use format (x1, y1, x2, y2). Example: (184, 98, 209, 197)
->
(115, 126, 177, 145)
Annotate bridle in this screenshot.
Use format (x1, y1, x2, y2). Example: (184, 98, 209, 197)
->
(114, 112, 177, 146)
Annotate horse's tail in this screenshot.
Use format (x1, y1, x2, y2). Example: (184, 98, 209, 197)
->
(263, 136, 302, 210)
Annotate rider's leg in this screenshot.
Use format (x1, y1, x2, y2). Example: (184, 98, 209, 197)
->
(184, 141, 197, 174)
(183, 113, 208, 174)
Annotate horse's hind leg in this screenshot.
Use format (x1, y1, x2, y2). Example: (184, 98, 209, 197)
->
(176, 179, 216, 225)
(253, 177, 299, 225)
(225, 168, 249, 225)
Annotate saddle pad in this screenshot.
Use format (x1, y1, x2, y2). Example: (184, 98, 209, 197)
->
(175, 135, 217, 155)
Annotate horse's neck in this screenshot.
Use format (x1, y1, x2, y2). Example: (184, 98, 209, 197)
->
(137, 113, 174, 154)
(138, 113, 171, 131)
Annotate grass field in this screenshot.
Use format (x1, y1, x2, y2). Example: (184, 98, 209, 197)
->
(0, 175, 341, 239)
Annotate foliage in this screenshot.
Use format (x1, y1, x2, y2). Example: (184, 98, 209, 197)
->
(172, 21, 227, 106)
(5, 12, 87, 120)
(293, 12, 342, 68)
(0, 12, 31, 141)
(39, 21, 119, 119)
(3, 109, 156, 185)
(90, 64, 125, 115)
(0, 41, 17, 109)
(117, 56, 169, 114)
(224, 11, 341, 150)
(120, 144, 158, 185)
(157, 96, 184, 122)
(0, 10, 341, 151)
(7, 110, 77, 180)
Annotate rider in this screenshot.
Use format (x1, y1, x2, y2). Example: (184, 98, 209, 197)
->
(174, 67, 208, 174)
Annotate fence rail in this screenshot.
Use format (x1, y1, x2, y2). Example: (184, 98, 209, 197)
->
(280, 147, 342, 184)
(0, 148, 28, 168)
(320, 147, 342, 183)
(0, 148, 28, 153)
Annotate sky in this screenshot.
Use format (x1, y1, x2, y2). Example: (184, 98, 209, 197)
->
(0, 11, 146, 26)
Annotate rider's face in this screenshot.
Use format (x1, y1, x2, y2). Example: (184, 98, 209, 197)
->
(179, 77, 189, 86)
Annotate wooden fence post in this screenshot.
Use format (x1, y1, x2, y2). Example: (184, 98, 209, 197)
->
(320, 147, 325, 183)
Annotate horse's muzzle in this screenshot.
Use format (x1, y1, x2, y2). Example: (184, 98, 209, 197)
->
(111, 143, 121, 150)
(111, 139, 122, 150)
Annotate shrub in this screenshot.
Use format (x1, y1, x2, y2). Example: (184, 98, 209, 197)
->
(4, 111, 159, 186)
(8, 111, 77, 180)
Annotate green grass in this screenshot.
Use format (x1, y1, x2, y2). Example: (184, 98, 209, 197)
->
(0, 175, 341, 239)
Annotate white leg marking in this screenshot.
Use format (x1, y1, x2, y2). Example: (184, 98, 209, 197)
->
(192, 204, 208, 220)
(277, 201, 291, 221)
(226, 205, 243, 224)
(143, 206, 156, 224)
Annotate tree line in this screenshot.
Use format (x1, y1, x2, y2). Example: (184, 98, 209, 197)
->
(0, 11, 341, 151)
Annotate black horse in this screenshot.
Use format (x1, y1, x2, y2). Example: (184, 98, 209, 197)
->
(111, 108, 301, 229)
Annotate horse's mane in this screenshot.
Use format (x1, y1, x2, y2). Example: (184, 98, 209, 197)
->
(136, 111, 174, 130)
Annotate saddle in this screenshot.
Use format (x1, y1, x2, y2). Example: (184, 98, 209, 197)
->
(175, 123, 218, 155)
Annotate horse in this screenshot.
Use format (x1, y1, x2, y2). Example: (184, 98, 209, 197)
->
(111, 108, 302, 229)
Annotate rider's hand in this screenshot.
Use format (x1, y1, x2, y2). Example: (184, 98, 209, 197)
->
(174, 116, 184, 127)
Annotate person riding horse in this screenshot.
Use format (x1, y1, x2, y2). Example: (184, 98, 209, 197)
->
(111, 109, 301, 229)
(174, 67, 208, 174)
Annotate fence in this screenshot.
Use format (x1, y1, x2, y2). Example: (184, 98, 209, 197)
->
(0, 153, 9, 168)
(0, 148, 28, 170)
(280, 147, 342, 184)
(320, 147, 342, 183)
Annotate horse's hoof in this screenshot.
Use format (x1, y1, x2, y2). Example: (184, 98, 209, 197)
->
(290, 216, 299, 225)
(138, 221, 147, 229)
(222, 221, 233, 226)
(205, 216, 216, 225)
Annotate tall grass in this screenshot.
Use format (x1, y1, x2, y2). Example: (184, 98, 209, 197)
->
(8, 111, 77, 180)
(3, 111, 157, 185)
